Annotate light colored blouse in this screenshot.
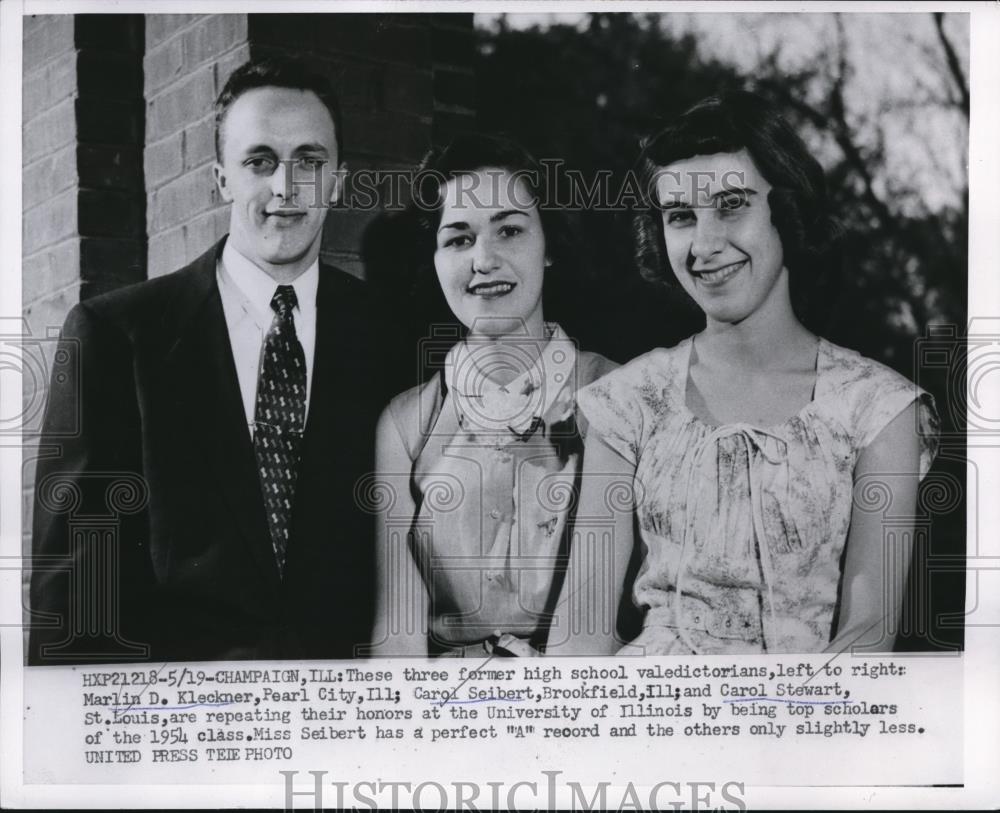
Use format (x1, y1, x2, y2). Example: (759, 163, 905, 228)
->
(384, 325, 617, 651)
(577, 337, 939, 655)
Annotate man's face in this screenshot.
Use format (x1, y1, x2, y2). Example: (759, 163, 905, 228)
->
(213, 86, 341, 280)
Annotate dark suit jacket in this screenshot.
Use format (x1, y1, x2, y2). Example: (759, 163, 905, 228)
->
(29, 238, 397, 664)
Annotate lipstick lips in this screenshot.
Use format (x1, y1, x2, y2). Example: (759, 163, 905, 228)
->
(689, 259, 747, 286)
(467, 280, 517, 298)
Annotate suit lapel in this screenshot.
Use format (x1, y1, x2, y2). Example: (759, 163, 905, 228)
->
(163, 241, 280, 591)
(296, 266, 340, 488)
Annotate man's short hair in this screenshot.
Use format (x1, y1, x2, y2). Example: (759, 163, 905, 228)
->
(214, 56, 343, 161)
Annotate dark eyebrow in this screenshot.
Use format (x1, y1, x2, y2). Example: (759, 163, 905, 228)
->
(293, 144, 330, 155)
(713, 186, 757, 200)
(488, 209, 530, 224)
(660, 187, 759, 210)
(438, 210, 530, 233)
(240, 144, 330, 156)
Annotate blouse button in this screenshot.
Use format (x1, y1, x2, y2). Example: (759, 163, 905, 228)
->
(489, 508, 501, 519)
(725, 619, 732, 628)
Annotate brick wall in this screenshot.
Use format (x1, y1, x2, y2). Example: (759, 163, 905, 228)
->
(23, 15, 146, 327)
(21, 13, 146, 605)
(143, 12, 477, 279)
(143, 14, 247, 276)
(23, 15, 79, 339)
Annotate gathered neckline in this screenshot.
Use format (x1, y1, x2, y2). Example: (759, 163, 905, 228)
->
(677, 335, 827, 433)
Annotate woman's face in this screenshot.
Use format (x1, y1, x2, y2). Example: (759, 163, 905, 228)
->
(655, 149, 787, 326)
(434, 168, 549, 339)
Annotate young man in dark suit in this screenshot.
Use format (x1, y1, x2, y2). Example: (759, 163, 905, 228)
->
(29, 57, 393, 664)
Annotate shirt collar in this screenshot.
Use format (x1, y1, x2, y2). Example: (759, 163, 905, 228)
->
(220, 241, 319, 325)
(443, 323, 578, 433)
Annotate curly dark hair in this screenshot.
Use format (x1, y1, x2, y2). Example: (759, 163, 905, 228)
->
(214, 56, 343, 162)
(410, 133, 581, 327)
(632, 91, 840, 318)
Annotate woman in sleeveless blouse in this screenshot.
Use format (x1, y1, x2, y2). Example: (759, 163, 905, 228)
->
(369, 134, 616, 657)
(552, 92, 939, 656)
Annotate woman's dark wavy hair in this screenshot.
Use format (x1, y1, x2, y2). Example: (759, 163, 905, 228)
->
(411, 133, 579, 327)
(633, 90, 841, 319)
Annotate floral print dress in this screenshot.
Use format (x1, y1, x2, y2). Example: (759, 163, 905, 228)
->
(577, 337, 939, 655)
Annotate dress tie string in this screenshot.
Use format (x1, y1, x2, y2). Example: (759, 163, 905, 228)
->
(675, 423, 788, 654)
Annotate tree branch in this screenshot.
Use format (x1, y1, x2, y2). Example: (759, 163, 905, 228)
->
(932, 12, 970, 119)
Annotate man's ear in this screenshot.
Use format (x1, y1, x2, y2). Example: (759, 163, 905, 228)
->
(328, 161, 346, 206)
(213, 162, 234, 203)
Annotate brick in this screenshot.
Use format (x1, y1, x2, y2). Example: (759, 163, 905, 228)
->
(431, 23, 475, 69)
(23, 144, 77, 213)
(22, 238, 80, 307)
(146, 65, 215, 141)
(22, 50, 76, 121)
(78, 145, 143, 192)
(182, 14, 248, 70)
(383, 64, 433, 116)
(23, 189, 77, 257)
(345, 110, 431, 162)
(145, 14, 201, 47)
(22, 98, 76, 164)
(433, 68, 475, 107)
(23, 285, 81, 338)
(80, 237, 146, 296)
(78, 189, 145, 238)
(327, 59, 380, 111)
(250, 14, 431, 66)
(212, 44, 252, 96)
(247, 13, 321, 51)
(183, 206, 229, 261)
(144, 35, 184, 94)
(74, 14, 143, 53)
(80, 237, 146, 287)
(183, 115, 216, 171)
(150, 164, 219, 232)
(430, 13, 474, 30)
(363, 17, 433, 66)
(77, 49, 143, 101)
(76, 98, 142, 145)
(80, 234, 146, 282)
(145, 132, 184, 190)
(23, 15, 75, 72)
(147, 226, 186, 278)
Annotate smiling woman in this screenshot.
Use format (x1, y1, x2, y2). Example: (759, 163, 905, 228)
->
(368, 134, 618, 657)
(551, 91, 941, 657)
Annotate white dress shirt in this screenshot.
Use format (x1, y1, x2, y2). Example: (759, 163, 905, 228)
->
(217, 241, 318, 435)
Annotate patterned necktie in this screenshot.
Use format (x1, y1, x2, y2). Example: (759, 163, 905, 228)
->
(253, 285, 307, 576)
